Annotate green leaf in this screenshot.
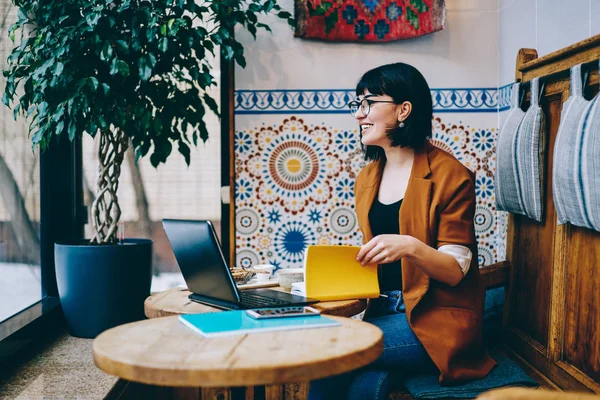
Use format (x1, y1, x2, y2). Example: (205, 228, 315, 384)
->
(161, 24, 167, 36)
(262, 0, 275, 12)
(203, 40, 214, 55)
(101, 83, 110, 95)
(85, 12, 100, 27)
(138, 57, 151, 81)
(118, 60, 130, 76)
(278, 11, 292, 18)
(234, 52, 246, 68)
(203, 93, 219, 116)
(54, 62, 64, 75)
(68, 121, 77, 140)
(12, 103, 20, 120)
(88, 120, 98, 136)
(158, 37, 168, 52)
(110, 57, 120, 75)
(55, 120, 64, 136)
(88, 77, 99, 91)
(101, 42, 114, 62)
(178, 141, 191, 165)
(147, 52, 157, 68)
(115, 40, 128, 52)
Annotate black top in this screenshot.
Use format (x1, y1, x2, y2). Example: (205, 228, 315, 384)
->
(368, 198, 403, 292)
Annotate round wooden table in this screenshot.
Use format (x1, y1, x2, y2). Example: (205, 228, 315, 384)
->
(144, 287, 368, 319)
(93, 315, 383, 399)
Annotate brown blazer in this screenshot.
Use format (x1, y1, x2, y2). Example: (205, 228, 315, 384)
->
(354, 142, 496, 384)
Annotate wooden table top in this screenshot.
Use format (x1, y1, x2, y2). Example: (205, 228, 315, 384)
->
(93, 315, 383, 387)
(144, 287, 368, 319)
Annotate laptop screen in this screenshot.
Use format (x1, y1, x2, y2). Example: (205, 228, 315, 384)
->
(162, 219, 239, 303)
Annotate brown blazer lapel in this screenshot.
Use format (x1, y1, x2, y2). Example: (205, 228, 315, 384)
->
(400, 145, 433, 307)
(356, 160, 383, 243)
(400, 144, 432, 244)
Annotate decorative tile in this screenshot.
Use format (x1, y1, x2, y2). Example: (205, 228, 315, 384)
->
(235, 88, 500, 114)
(235, 116, 505, 270)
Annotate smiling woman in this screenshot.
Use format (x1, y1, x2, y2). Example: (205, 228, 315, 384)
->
(309, 63, 495, 400)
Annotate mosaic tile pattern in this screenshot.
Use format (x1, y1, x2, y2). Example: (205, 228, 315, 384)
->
(235, 116, 502, 270)
(235, 88, 500, 114)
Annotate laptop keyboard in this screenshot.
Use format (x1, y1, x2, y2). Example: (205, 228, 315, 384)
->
(239, 291, 291, 308)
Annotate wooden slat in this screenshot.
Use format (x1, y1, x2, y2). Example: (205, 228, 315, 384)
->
(202, 387, 230, 400)
(519, 34, 600, 79)
(265, 385, 283, 400)
(562, 226, 600, 383)
(479, 261, 509, 289)
(283, 382, 309, 400)
(547, 91, 570, 364)
(477, 387, 600, 400)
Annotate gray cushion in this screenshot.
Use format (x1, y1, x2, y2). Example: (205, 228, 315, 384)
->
(582, 95, 600, 231)
(552, 64, 591, 227)
(514, 78, 546, 222)
(495, 83, 527, 215)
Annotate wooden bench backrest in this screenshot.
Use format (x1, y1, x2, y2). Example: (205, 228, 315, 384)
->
(503, 36, 600, 393)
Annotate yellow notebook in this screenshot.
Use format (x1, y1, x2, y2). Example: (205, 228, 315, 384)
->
(304, 245, 380, 301)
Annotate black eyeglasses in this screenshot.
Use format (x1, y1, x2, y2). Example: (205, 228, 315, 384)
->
(348, 98, 396, 116)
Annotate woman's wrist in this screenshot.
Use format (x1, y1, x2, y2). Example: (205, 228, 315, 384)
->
(405, 235, 421, 259)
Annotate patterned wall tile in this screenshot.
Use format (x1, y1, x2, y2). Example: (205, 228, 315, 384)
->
(235, 88, 501, 114)
(235, 116, 503, 270)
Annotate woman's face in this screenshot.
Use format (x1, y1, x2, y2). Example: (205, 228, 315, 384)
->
(354, 91, 399, 148)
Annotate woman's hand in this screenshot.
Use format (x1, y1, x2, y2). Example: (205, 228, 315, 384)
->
(356, 234, 417, 265)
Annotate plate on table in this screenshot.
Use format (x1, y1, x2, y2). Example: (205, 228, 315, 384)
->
(236, 276, 279, 290)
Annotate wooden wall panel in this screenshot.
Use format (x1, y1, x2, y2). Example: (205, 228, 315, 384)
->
(563, 226, 600, 382)
(510, 95, 561, 347)
(505, 39, 600, 393)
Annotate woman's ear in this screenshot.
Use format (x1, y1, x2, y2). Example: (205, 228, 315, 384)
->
(397, 101, 412, 122)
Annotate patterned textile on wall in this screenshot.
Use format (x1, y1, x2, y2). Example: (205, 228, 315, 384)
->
(294, 0, 445, 42)
(235, 116, 500, 271)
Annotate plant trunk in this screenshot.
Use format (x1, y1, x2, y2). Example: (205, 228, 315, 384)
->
(91, 129, 129, 244)
(125, 146, 152, 240)
(0, 151, 40, 264)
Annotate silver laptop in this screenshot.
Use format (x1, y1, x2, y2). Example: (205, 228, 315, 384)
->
(162, 219, 318, 310)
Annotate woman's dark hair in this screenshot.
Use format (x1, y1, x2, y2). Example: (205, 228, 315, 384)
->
(356, 62, 433, 160)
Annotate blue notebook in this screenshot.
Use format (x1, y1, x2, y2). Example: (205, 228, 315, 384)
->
(179, 311, 340, 337)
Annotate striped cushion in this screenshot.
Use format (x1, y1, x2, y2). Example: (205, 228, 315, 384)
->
(582, 96, 600, 231)
(552, 64, 591, 226)
(554, 61, 600, 231)
(495, 83, 527, 215)
(515, 78, 546, 222)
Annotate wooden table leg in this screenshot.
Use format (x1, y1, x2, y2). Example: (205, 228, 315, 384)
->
(201, 387, 231, 400)
(283, 382, 309, 400)
(265, 384, 283, 400)
(264, 383, 309, 400)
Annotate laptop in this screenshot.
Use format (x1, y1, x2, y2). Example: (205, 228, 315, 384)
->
(162, 219, 319, 310)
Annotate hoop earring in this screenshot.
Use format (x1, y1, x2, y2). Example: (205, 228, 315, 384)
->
(399, 121, 405, 128)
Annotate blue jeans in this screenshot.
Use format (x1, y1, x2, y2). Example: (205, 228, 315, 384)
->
(308, 291, 436, 400)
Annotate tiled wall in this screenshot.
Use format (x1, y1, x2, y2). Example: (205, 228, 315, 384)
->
(499, 0, 600, 86)
(234, 0, 505, 271)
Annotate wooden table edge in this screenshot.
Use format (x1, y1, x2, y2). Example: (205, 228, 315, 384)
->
(92, 316, 383, 388)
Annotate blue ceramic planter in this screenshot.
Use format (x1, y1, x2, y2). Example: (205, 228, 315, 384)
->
(55, 238, 152, 338)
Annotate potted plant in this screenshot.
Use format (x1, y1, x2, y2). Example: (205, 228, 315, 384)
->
(3, 0, 293, 338)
